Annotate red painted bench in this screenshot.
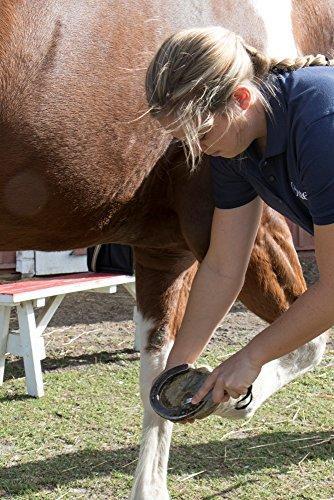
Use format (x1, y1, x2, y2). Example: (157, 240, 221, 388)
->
(0, 272, 136, 397)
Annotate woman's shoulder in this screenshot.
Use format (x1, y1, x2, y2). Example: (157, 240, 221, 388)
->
(283, 65, 334, 90)
(281, 66, 334, 119)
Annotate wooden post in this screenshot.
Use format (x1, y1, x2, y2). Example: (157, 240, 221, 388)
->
(16, 301, 45, 397)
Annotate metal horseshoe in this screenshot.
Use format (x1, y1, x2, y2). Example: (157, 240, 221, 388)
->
(150, 364, 216, 422)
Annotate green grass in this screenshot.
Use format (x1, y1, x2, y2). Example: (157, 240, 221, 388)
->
(0, 347, 333, 499)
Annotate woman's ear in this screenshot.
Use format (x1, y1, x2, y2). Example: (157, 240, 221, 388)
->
(232, 86, 252, 111)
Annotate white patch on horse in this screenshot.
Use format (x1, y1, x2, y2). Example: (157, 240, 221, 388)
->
(151, 0, 298, 59)
(252, 0, 297, 57)
(130, 310, 174, 500)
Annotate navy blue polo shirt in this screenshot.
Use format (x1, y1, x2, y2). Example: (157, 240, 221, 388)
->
(210, 66, 334, 235)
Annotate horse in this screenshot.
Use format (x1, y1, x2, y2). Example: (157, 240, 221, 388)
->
(0, 1, 330, 498)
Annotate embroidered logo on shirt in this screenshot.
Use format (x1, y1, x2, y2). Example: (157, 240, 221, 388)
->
(291, 181, 308, 200)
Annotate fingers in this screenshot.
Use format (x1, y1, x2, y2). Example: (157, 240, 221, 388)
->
(212, 378, 229, 404)
(238, 386, 249, 396)
(213, 381, 247, 402)
(208, 376, 245, 404)
(226, 389, 241, 399)
(191, 372, 217, 404)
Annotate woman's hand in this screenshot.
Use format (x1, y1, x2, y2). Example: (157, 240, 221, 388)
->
(191, 348, 262, 405)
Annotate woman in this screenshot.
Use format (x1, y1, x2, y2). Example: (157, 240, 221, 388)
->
(145, 26, 332, 409)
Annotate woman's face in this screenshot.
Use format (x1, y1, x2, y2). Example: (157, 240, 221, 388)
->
(159, 111, 253, 159)
(158, 87, 266, 158)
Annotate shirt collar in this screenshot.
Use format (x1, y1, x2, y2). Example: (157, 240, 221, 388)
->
(245, 74, 288, 163)
(263, 75, 288, 158)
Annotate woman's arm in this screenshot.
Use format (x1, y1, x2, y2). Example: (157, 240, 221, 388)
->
(191, 223, 333, 405)
(165, 196, 263, 369)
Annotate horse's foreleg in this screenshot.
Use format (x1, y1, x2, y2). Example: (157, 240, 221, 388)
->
(130, 247, 197, 500)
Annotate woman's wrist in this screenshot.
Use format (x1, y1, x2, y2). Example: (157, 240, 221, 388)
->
(243, 336, 268, 368)
(165, 352, 196, 371)
(165, 326, 209, 370)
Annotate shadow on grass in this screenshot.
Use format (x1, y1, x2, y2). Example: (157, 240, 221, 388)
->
(41, 292, 135, 327)
(2, 348, 139, 383)
(0, 431, 332, 495)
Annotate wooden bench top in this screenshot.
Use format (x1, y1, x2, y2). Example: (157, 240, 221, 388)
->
(0, 272, 135, 305)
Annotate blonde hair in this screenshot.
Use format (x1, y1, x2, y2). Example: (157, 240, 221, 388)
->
(146, 26, 333, 169)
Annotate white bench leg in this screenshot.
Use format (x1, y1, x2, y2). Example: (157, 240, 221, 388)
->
(17, 301, 44, 397)
(0, 306, 11, 385)
(122, 283, 138, 351)
(123, 282, 136, 300)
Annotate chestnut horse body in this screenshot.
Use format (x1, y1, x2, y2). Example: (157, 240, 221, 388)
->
(0, 1, 330, 498)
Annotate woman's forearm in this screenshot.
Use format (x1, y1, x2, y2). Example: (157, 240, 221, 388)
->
(166, 259, 244, 368)
(246, 280, 332, 365)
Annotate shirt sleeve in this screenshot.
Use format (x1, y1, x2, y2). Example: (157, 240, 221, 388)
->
(210, 156, 258, 209)
(298, 113, 334, 225)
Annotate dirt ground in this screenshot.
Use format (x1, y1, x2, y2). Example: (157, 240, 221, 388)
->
(3, 254, 333, 381)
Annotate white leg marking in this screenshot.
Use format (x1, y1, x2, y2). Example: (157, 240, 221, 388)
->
(130, 311, 173, 500)
(214, 333, 328, 420)
(133, 306, 141, 352)
(252, 0, 298, 57)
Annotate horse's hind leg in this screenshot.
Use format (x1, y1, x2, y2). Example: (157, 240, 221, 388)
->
(214, 332, 327, 419)
(130, 247, 197, 500)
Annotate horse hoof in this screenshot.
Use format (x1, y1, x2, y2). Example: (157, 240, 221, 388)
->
(150, 363, 219, 422)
